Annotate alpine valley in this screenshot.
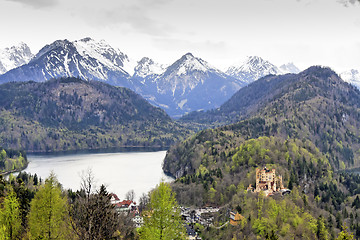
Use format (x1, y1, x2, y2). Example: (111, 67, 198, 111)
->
(2, 38, 360, 239)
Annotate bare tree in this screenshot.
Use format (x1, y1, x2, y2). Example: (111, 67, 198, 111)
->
(80, 168, 96, 199)
(138, 192, 150, 213)
(125, 189, 135, 201)
(70, 170, 135, 239)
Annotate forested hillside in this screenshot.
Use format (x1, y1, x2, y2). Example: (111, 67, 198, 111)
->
(164, 67, 360, 239)
(0, 78, 192, 152)
(179, 67, 360, 169)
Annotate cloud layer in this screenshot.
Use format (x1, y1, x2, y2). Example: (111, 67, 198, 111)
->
(0, 0, 359, 72)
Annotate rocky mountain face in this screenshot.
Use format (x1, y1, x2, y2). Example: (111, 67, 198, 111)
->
(226, 56, 282, 85)
(0, 42, 33, 74)
(134, 53, 246, 117)
(0, 78, 191, 152)
(0, 38, 133, 87)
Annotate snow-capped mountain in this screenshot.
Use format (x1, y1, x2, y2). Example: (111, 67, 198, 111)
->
(133, 57, 166, 79)
(341, 69, 360, 89)
(226, 56, 302, 85)
(0, 38, 305, 117)
(0, 42, 33, 74)
(279, 62, 300, 74)
(0, 38, 133, 86)
(137, 53, 246, 117)
(226, 56, 281, 84)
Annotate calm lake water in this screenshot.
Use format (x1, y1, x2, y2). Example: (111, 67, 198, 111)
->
(24, 149, 173, 201)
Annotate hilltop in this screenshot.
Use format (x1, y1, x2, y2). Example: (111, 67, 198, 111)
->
(0, 78, 191, 152)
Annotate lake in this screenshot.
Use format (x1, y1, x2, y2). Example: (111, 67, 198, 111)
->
(24, 149, 173, 202)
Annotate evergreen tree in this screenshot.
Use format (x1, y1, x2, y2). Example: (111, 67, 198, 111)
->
(0, 187, 21, 239)
(139, 182, 185, 240)
(352, 196, 360, 209)
(33, 174, 38, 186)
(317, 215, 329, 240)
(336, 224, 354, 240)
(27, 172, 71, 239)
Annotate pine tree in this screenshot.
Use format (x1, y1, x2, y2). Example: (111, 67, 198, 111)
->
(139, 182, 185, 240)
(0, 187, 21, 239)
(27, 172, 71, 239)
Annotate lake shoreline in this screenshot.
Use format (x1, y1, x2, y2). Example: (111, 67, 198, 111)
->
(28, 146, 169, 156)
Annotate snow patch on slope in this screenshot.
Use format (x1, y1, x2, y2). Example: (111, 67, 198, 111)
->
(133, 57, 166, 78)
(73, 37, 130, 75)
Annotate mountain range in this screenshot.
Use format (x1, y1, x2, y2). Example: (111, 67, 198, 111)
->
(2, 38, 358, 118)
(0, 38, 304, 117)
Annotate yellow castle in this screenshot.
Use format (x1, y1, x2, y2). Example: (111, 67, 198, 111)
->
(248, 167, 284, 196)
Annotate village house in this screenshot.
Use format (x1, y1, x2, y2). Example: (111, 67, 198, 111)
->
(114, 200, 137, 213)
(229, 211, 244, 226)
(110, 193, 121, 205)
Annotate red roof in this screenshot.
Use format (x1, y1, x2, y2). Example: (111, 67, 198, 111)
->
(110, 193, 120, 201)
(115, 200, 136, 208)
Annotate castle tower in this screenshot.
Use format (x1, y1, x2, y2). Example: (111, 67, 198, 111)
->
(255, 168, 260, 192)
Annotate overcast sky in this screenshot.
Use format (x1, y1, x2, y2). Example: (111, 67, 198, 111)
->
(0, 0, 359, 72)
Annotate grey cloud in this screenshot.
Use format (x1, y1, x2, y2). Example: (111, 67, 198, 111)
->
(341, 0, 360, 6)
(73, 0, 175, 37)
(5, 0, 58, 8)
(153, 38, 230, 55)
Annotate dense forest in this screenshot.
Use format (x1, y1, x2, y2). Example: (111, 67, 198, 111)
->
(0, 78, 192, 152)
(0, 171, 188, 240)
(0, 171, 138, 239)
(163, 67, 360, 239)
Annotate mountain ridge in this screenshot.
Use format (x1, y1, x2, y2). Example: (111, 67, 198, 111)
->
(0, 38, 304, 117)
(171, 66, 360, 176)
(0, 77, 191, 152)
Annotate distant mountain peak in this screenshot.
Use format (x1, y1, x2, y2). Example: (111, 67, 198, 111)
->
(0, 42, 33, 74)
(226, 56, 280, 84)
(0, 38, 133, 86)
(182, 52, 195, 59)
(79, 37, 93, 42)
(133, 57, 166, 78)
(279, 62, 300, 74)
(341, 68, 360, 89)
(164, 52, 217, 77)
